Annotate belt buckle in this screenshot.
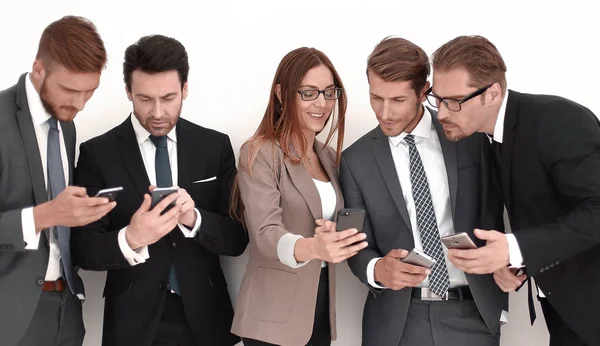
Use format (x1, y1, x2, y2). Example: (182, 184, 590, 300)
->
(420, 287, 448, 301)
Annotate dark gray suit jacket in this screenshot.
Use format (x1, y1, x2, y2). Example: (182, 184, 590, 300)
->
(0, 73, 82, 346)
(341, 109, 507, 346)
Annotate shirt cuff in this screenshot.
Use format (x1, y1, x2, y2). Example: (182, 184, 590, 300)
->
(118, 227, 149, 266)
(367, 257, 388, 289)
(500, 310, 509, 325)
(22, 207, 41, 250)
(506, 234, 524, 268)
(277, 233, 309, 269)
(178, 208, 202, 238)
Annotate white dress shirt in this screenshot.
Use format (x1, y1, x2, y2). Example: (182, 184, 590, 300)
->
(276, 178, 337, 269)
(366, 107, 468, 289)
(20, 73, 68, 281)
(491, 90, 545, 297)
(117, 113, 202, 266)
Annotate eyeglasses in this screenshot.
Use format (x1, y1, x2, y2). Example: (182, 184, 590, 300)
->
(298, 87, 343, 101)
(425, 84, 492, 112)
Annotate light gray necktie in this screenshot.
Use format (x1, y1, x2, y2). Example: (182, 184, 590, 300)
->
(47, 118, 76, 293)
(405, 134, 451, 296)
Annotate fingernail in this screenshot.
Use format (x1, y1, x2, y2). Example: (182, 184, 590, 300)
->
(426, 270, 431, 274)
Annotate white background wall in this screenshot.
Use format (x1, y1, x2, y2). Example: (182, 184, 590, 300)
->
(1, 1, 598, 345)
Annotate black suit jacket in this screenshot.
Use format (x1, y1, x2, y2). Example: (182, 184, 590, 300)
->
(72, 116, 248, 346)
(500, 90, 600, 345)
(0, 73, 84, 345)
(341, 109, 506, 346)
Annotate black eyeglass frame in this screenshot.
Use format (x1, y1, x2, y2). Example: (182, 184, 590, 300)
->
(425, 84, 492, 112)
(297, 87, 344, 101)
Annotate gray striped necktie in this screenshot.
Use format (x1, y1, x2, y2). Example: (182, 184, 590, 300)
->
(404, 134, 451, 296)
(47, 118, 76, 293)
(149, 135, 181, 295)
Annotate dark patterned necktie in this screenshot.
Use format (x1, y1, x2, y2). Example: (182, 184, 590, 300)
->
(405, 134, 451, 296)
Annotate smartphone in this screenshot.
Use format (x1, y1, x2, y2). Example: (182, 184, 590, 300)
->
(401, 248, 437, 269)
(441, 232, 478, 250)
(151, 187, 179, 212)
(335, 208, 366, 233)
(94, 187, 123, 201)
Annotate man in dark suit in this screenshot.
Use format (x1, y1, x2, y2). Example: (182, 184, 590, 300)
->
(429, 35, 600, 346)
(71, 35, 248, 346)
(0, 16, 114, 346)
(341, 37, 506, 346)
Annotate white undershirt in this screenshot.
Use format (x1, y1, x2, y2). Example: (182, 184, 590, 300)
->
(276, 178, 336, 269)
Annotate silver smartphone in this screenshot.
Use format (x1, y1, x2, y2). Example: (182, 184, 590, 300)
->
(150, 187, 179, 212)
(401, 248, 436, 269)
(94, 187, 123, 201)
(441, 232, 478, 250)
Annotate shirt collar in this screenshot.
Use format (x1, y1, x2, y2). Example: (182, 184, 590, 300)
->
(130, 113, 177, 145)
(492, 89, 510, 143)
(25, 73, 52, 127)
(389, 105, 432, 147)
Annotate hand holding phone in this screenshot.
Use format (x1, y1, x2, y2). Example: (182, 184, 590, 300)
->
(373, 248, 431, 290)
(126, 191, 182, 250)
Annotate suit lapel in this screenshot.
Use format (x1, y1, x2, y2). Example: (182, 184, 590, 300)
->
(501, 90, 520, 212)
(431, 109, 458, 217)
(283, 145, 323, 221)
(175, 120, 192, 191)
(117, 117, 151, 196)
(15, 73, 47, 206)
(371, 127, 411, 230)
(314, 141, 343, 212)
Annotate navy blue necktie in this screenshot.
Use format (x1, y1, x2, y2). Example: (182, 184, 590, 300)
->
(47, 118, 76, 293)
(149, 135, 181, 295)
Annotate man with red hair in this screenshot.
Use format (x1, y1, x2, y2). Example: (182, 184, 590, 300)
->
(0, 16, 114, 346)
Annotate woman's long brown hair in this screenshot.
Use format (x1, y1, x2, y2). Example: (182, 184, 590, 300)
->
(230, 47, 347, 225)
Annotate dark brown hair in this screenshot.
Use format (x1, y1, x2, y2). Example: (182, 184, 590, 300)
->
(36, 15, 107, 73)
(367, 36, 430, 94)
(230, 47, 347, 224)
(432, 35, 507, 92)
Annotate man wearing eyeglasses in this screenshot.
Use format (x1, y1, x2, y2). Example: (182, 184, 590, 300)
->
(340, 37, 507, 346)
(429, 35, 600, 346)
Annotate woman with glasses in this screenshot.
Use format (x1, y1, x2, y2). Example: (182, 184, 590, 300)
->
(230, 47, 368, 346)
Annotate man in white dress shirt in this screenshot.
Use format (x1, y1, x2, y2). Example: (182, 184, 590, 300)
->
(0, 16, 114, 346)
(71, 34, 247, 346)
(340, 37, 507, 346)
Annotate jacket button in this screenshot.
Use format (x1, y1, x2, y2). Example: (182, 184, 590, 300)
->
(36, 278, 44, 286)
(555, 260, 559, 265)
(544, 265, 550, 270)
(539, 268, 544, 273)
(550, 263, 554, 268)
(171, 242, 177, 248)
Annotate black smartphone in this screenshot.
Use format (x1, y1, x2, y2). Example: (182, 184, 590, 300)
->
(150, 187, 179, 212)
(94, 187, 123, 201)
(335, 208, 366, 233)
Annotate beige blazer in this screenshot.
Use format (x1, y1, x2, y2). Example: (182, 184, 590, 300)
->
(231, 139, 344, 346)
